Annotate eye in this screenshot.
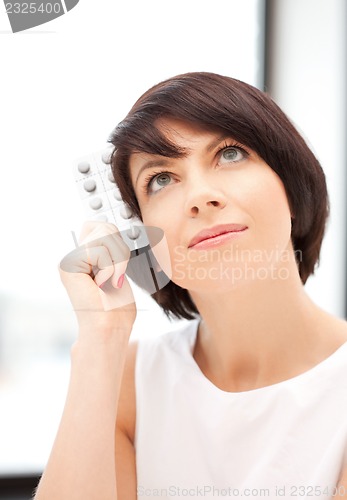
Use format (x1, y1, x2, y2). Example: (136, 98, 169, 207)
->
(143, 171, 174, 194)
(218, 146, 248, 165)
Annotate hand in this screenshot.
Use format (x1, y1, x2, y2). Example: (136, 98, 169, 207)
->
(59, 221, 137, 335)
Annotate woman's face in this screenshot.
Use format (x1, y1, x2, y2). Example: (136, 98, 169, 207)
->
(129, 118, 294, 292)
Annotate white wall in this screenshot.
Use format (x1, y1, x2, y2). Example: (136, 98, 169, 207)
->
(266, 0, 347, 317)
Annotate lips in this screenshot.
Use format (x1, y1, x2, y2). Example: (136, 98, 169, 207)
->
(188, 224, 248, 248)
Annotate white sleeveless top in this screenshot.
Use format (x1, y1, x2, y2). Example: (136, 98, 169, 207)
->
(135, 319, 347, 499)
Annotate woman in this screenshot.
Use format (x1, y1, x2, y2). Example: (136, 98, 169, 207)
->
(35, 73, 347, 499)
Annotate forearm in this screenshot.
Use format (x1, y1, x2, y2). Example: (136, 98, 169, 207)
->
(34, 327, 131, 500)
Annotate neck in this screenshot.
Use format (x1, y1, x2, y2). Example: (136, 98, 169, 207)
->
(188, 262, 338, 392)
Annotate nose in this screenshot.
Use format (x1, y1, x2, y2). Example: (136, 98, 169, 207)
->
(183, 171, 227, 217)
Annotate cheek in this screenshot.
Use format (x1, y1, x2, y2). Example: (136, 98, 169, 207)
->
(252, 174, 292, 247)
(141, 207, 164, 233)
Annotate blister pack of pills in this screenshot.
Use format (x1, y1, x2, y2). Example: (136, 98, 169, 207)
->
(72, 147, 170, 294)
(73, 147, 149, 252)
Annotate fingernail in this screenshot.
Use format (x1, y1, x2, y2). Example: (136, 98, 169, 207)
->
(117, 273, 125, 288)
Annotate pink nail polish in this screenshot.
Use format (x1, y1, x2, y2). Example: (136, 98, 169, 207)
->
(117, 274, 125, 288)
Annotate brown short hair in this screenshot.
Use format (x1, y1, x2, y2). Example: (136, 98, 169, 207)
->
(108, 72, 329, 320)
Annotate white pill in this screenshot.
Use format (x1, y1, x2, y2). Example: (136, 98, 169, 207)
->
(83, 179, 97, 192)
(89, 197, 103, 210)
(113, 189, 123, 201)
(120, 206, 133, 219)
(78, 161, 90, 174)
(126, 226, 141, 240)
(108, 171, 115, 183)
(102, 150, 112, 164)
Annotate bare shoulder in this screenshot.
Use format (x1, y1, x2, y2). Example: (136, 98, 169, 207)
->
(324, 313, 347, 344)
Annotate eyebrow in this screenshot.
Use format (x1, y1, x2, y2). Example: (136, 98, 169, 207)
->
(134, 134, 230, 187)
(205, 134, 230, 152)
(135, 159, 173, 187)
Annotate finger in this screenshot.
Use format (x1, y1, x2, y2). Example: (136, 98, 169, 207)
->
(85, 246, 114, 287)
(61, 223, 131, 289)
(59, 242, 121, 278)
(60, 247, 95, 274)
(93, 253, 129, 290)
(78, 221, 119, 245)
(89, 233, 130, 288)
(82, 243, 129, 290)
(97, 275, 135, 311)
